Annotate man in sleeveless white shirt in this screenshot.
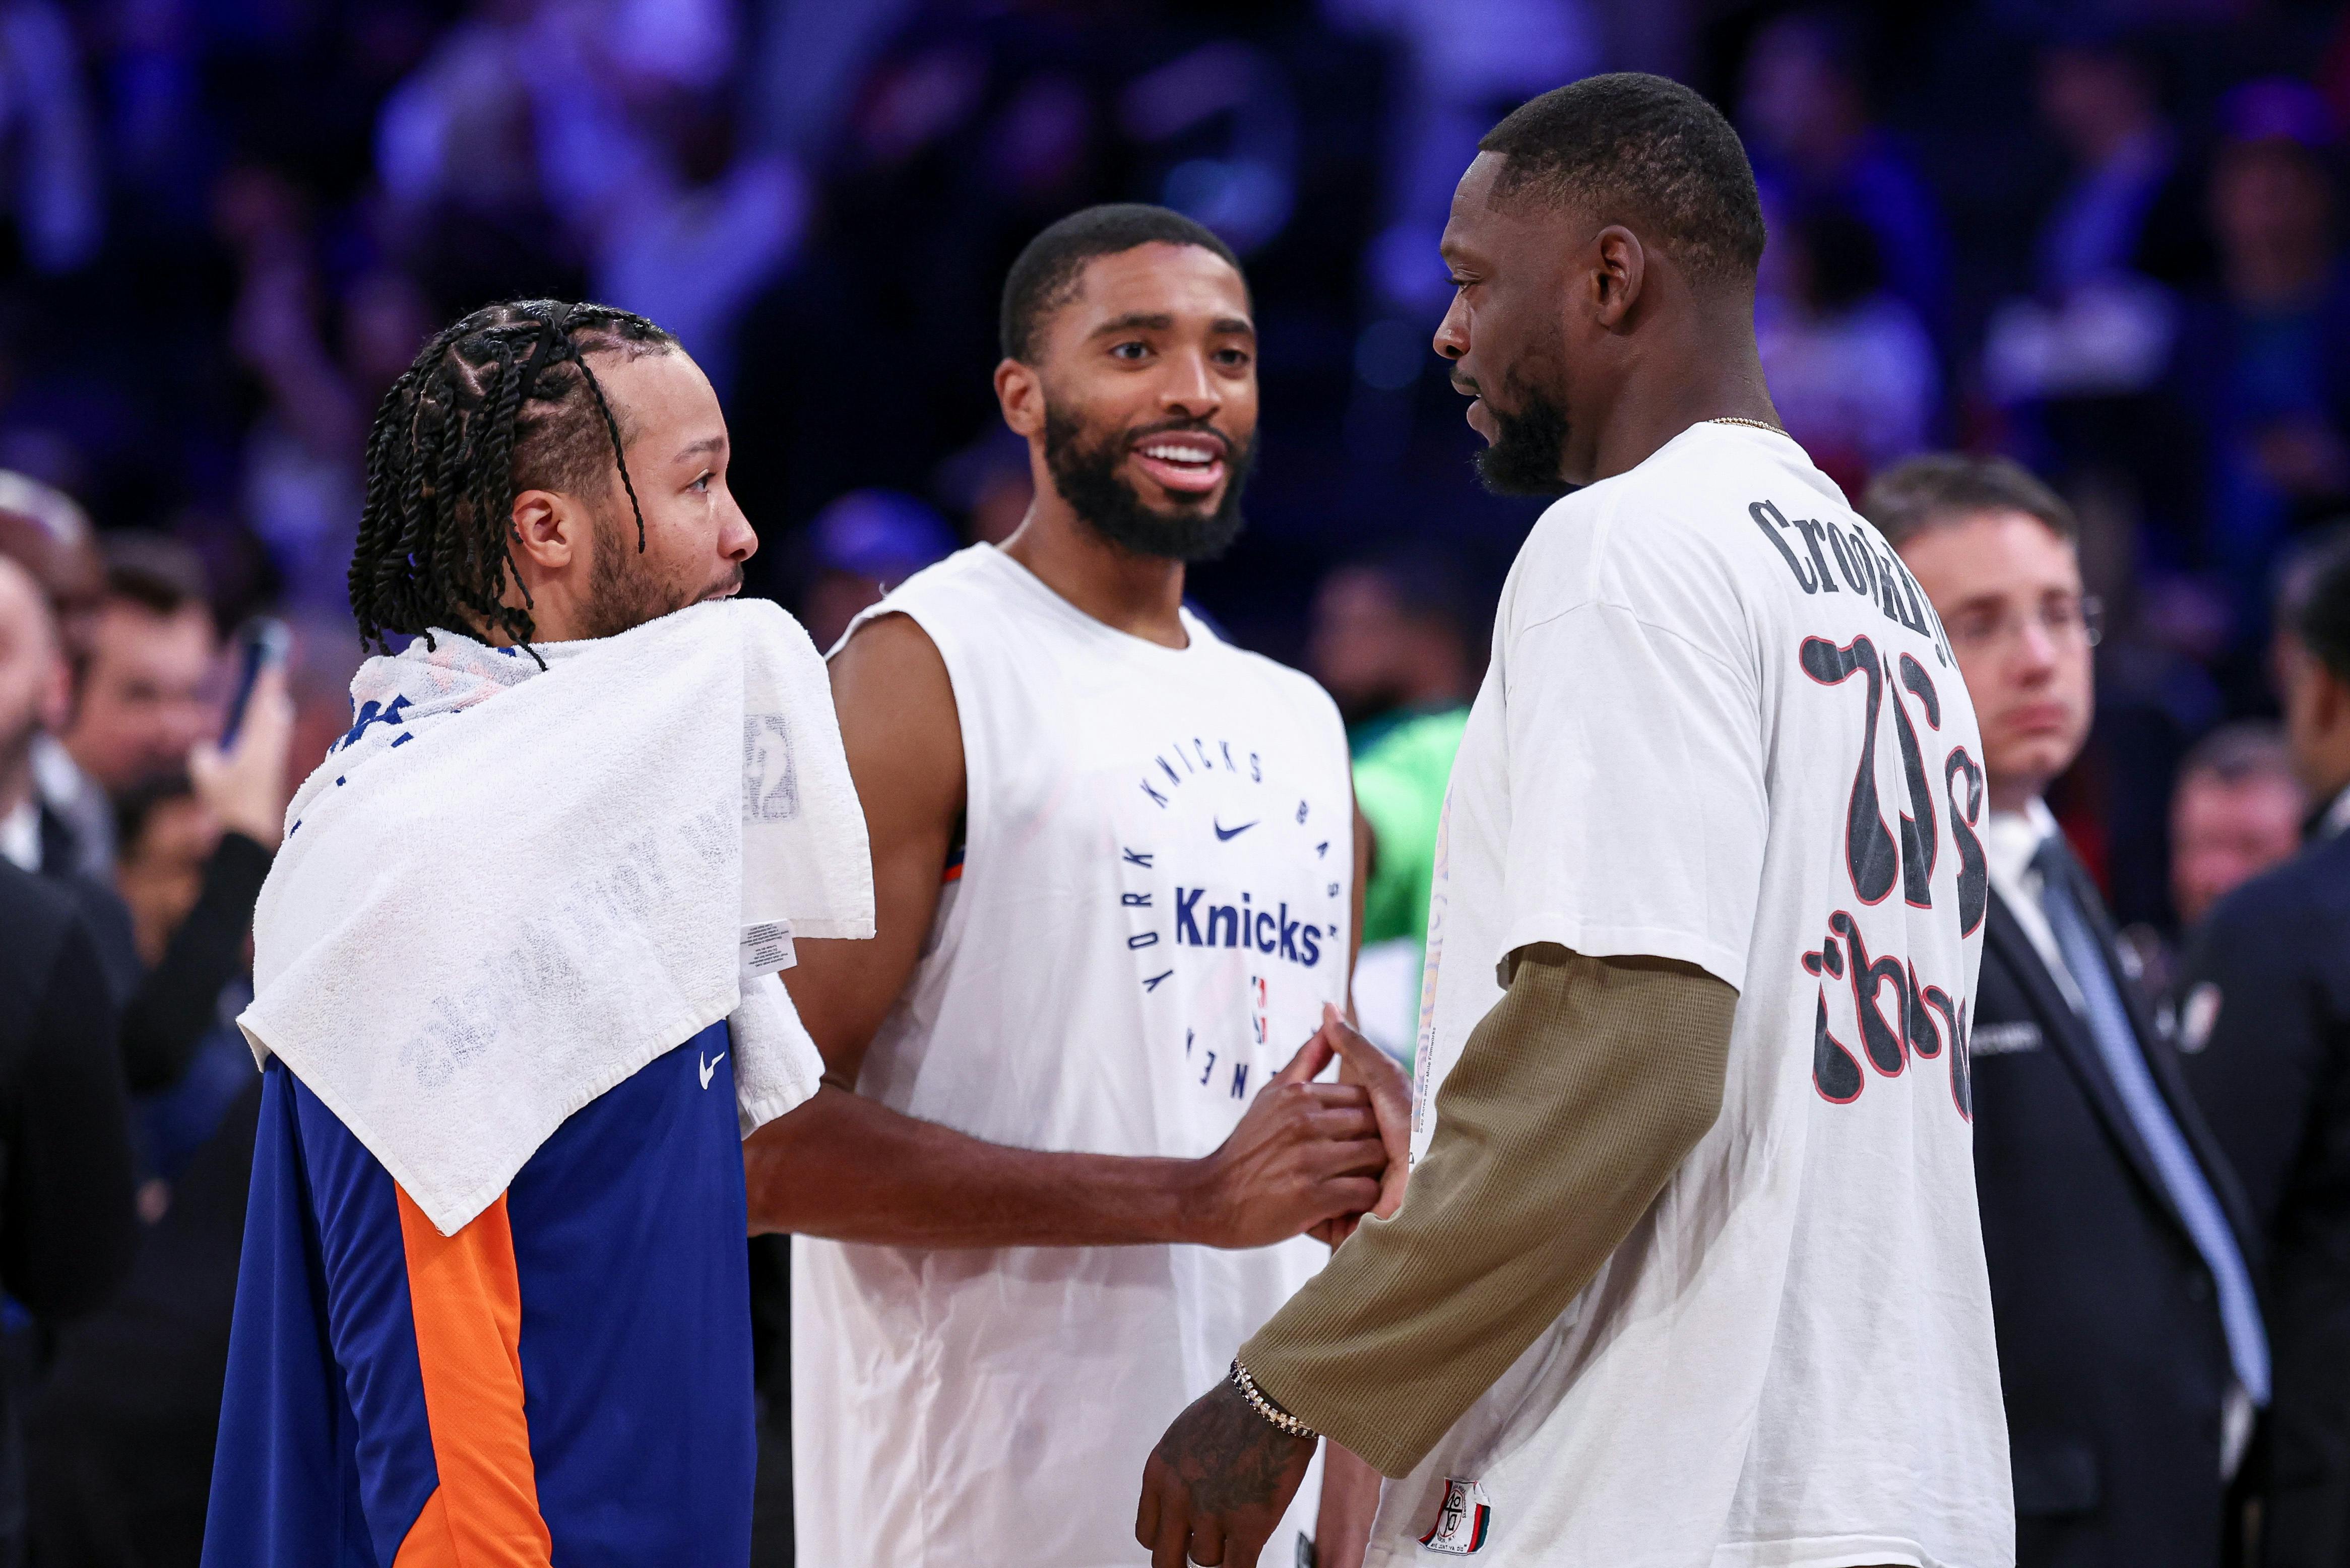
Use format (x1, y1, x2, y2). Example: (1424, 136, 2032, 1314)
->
(744, 205, 1410, 1568)
(1139, 76, 2014, 1568)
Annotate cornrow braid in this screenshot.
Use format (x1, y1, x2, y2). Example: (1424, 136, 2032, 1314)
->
(348, 298, 681, 660)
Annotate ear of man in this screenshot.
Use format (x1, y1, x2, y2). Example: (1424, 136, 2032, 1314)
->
(1589, 225, 1647, 330)
(995, 357, 1047, 441)
(509, 487, 594, 579)
(498, 477, 633, 641)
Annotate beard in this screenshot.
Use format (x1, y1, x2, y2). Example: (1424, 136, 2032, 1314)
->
(576, 510, 740, 639)
(1471, 372, 1573, 498)
(1044, 407, 1254, 562)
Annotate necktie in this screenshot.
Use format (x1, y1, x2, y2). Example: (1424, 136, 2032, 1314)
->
(2036, 838, 2270, 1404)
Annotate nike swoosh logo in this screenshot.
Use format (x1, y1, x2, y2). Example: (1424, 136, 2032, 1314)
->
(1213, 819, 1258, 840)
(699, 1050, 727, 1090)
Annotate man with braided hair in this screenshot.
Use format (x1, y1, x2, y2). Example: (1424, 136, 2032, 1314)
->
(201, 300, 874, 1568)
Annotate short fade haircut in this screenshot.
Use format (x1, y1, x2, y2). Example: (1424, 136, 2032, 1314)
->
(999, 204, 1244, 363)
(1862, 453, 2079, 551)
(1477, 73, 1766, 287)
(2298, 531, 2350, 686)
(2178, 720, 2296, 790)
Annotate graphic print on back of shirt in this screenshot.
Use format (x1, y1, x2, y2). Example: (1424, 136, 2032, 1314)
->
(1758, 497, 1983, 1120)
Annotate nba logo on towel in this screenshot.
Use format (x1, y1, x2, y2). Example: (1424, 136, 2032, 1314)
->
(1420, 1478, 1490, 1555)
(743, 712, 799, 823)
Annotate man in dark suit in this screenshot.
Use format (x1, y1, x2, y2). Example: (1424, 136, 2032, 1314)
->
(29, 1078, 261, 1564)
(0, 859, 139, 1564)
(1873, 454, 2268, 1568)
(2176, 534, 2350, 1568)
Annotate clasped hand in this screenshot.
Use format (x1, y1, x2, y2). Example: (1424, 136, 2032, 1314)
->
(1185, 1004, 1412, 1251)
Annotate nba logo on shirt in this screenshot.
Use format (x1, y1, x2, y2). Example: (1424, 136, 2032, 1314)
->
(1250, 974, 1268, 1044)
(1420, 1478, 1490, 1555)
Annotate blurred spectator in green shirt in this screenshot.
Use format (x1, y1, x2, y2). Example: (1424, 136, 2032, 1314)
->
(1308, 552, 1482, 1057)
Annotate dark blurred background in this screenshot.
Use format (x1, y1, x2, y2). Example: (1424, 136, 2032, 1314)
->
(5, 0, 2348, 941)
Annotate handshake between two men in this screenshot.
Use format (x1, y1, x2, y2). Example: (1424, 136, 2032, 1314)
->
(1188, 1005, 1413, 1254)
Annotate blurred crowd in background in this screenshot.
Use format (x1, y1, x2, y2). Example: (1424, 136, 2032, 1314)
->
(5, 0, 2350, 1560)
(0, 0, 2340, 923)
(3, 0, 2349, 907)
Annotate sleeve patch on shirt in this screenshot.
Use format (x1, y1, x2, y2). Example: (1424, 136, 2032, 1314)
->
(1420, 1478, 1492, 1554)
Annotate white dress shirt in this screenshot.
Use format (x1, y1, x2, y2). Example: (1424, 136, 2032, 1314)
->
(1985, 797, 2083, 1012)
(1, 795, 39, 872)
(2323, 782, 2350, 842)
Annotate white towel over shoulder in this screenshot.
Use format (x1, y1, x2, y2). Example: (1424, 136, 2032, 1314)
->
(239, 598, 874, 1235)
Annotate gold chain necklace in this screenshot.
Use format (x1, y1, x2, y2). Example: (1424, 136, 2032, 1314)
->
(1706, 416, 1787, 435)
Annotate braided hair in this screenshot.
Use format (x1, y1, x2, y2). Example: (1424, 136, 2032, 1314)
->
(349, 299, 679, 660)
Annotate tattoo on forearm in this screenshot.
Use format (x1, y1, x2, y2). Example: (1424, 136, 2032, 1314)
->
(1157, 1384, 1309, 1516)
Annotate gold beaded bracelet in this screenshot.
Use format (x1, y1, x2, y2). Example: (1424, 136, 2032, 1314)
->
(1229, 1358, 1318, 1441)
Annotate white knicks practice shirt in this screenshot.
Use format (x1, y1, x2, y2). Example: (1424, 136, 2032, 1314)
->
(1382, 424, 2013, 1568)
(793, 545, 1352, 1568)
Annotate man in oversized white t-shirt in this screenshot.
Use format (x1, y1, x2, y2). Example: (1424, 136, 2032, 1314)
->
(1140, 74, 2013, 1568)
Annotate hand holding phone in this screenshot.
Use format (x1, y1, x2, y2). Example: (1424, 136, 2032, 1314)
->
(192, 619, 296, 848)
(221, 617, 291, 748)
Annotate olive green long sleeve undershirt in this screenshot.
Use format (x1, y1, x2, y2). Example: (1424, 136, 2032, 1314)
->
(1239, 943, 1738, 1478)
